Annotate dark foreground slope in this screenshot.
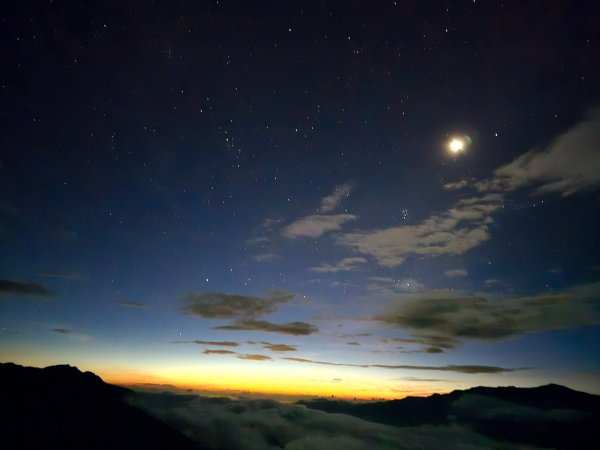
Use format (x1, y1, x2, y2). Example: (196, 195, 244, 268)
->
(299, 384, 600, 449)
(0, 362, 201, 450)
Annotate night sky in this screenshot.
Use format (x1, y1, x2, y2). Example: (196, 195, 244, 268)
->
(1, 1, 599, 398)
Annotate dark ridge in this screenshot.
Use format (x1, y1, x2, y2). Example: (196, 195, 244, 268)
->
(465, 383, 600, 412)
(299, 384, 600, 449)
(1, 362, 203, 450)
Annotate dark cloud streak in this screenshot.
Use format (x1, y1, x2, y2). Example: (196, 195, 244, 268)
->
(281, 357, 516, 374)
(53, 328, 73, 334)
(215, 319, 318, 336)
(173, 340, 240, 347)
(376, 283, 600, 346)
(236, 354, 272, 361)
(182, 290, 294, 320)
(261, 343, 297, 352)
(0, 279, 55, 298)
(203, 349, 237, 355)
(117, 300, 146, 308)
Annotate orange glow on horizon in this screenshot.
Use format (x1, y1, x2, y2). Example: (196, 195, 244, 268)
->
(3, 350, 451, 400)
(101, 369, 445, 400)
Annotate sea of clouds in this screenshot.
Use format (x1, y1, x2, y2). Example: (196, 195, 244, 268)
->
(126, 391, 529, 450)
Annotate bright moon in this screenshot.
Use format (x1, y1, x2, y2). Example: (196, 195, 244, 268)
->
(448, 136, 470, 155)
(449, 138, 465, 153)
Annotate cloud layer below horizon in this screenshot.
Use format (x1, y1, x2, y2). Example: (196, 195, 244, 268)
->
(128, 391, 506, 450)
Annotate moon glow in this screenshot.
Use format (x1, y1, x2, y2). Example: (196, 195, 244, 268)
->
(447, 135, 471, 155)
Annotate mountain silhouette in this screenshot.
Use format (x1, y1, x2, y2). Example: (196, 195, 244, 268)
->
(1, 362, 202, 450)
(4, 361, 599, 449)
(299, 384, 600, 449)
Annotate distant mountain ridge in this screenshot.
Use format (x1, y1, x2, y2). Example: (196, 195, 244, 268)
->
(3, 362, 599, 449)
(299, 383, 600, 449)
(0, 362, 202, 450)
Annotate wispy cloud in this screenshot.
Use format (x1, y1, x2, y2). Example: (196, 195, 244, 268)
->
(443, 180, 469, 191)
(201, 350, 516, 373)
(215, 319, 318, 336)
(319, 183, 355, 213)
(245, 236, 270, 246)
(381, 335, 460, 351)
(117, 300, 146, 308)
(37, 270, 87, 281)
(182, 290, 294, 320)
(182, 290, 318, 336)
(281, 182, 357, 239)
(309, 257, 367, 273)
(366, 278, 426, 297)
(394, 279, 425, 293)
(396, 377, 446, 382)
(52, 327, 90, 341)
(477, 110, 600, 197)
(444, 269, 468, 278)
(376, 283, 600, 346)
(340, 194, 503, 267)
(261, 343, 297, 352)
(282, 357, 517, 374)
(203, 349, 237, 355)
(52, 328, 72, 334)
(201, 349, 273, 361)
(236, 354, 272, 361)
(0, 278, 55, 298)
(252, 253, 280, 263)
(261, 217, 282, 231)
(381, 333, 462, 354)
(395, 346, 446, 355)
(282, 214, 357, 239)
(338, 111, 599, 271)
(173, 340, 240, 347)
(371, 364, 517, 374)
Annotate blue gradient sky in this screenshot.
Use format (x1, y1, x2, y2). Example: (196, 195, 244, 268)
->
(1, 0, 599, 398)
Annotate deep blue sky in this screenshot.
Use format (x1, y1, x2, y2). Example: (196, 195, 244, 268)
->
(1, 0, 599, 397)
